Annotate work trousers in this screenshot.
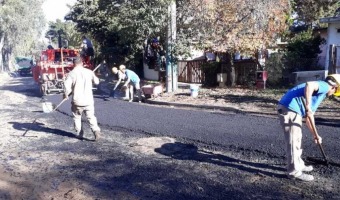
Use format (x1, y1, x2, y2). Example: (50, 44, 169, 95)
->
(71, 104, 100, 134)
(277, 104, 306, 177)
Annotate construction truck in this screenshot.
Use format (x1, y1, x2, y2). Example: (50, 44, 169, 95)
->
(32, 47, 94, 96)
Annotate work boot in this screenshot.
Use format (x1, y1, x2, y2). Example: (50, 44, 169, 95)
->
(93, 131, 101, 141)
(75, 130, 84, 140)
(302, 165, 313, 172)
(288, 173, 314, 182)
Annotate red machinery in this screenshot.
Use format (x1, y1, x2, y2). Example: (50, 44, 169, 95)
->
(32, 48, 93, 96)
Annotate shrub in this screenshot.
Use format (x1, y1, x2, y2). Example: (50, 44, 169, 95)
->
(200, 62, 220, 87)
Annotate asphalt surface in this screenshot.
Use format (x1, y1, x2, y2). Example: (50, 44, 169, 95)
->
(46, 93, 340, 164)
(3, 76, 340, 199)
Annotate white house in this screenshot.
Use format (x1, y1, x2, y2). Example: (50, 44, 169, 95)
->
(320, 15, 340, 73)
(292, 15, 340, 85)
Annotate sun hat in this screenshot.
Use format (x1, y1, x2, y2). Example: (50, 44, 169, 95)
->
(326, 74, 340, 96)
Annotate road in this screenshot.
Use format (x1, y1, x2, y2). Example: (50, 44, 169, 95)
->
(47, 92, 340, 164)
(1, 75, 340, 199)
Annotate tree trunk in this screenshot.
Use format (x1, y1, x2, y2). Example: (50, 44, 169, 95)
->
(226, 52, 235, 87)
(0, 34, 4, 73)
(4, 47, 11, 72)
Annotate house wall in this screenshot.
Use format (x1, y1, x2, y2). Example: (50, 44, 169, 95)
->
(324, 21, 340, 73)
(318, 29, 328, 67)
(143, 62, 159, 81)
(143, 48, 205, 81)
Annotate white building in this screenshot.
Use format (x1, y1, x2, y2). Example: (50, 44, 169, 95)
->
(320, 15, 340, 73)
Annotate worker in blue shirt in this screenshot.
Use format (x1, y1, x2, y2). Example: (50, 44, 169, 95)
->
(277, 74, 340, 182)
(119, 65, 142, 102)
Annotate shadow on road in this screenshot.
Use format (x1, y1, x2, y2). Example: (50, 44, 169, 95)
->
(8, 121, 92, 141)
(155, 142, 286, 179)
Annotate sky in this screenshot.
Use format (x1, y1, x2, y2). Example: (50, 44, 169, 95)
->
(41, 0, 77, 42)
(42, 0, 77, 22)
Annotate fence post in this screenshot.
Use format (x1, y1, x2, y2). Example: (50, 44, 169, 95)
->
(328, 44, 336, 74)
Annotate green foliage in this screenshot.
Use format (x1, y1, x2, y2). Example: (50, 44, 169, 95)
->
(291, 0, 339, 26)
(68, 0, 291, 74)
(284, 29, 325, 72)
(265, 52, 286, 87)
(0, 0, 45, 71)
(45, 20, 83, 49)
(68, 0, 171, 70)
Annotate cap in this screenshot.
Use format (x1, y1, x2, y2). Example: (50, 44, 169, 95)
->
(326, 74, 340, 86)
(326, 74, 340, 96)
(119, 65, 126, 71)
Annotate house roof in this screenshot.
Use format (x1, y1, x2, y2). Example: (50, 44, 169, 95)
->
(320, 16, 340, 23)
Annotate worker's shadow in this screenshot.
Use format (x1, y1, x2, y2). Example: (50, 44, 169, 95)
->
(155, 142, 286, 179)
(8, 121, 92, 141)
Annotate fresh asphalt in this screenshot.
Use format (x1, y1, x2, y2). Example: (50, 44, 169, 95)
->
(45, 93, 340, 166)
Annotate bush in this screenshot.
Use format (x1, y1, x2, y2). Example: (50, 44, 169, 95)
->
(265, 52, 285, 87)
(284, 29, 325, 72)
(200, 62, 220, 87)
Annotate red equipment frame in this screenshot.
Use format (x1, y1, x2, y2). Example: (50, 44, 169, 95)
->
(32, 48, 93, 96)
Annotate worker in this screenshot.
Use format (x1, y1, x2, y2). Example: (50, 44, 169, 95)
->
(119, 65, 142, 102)
(63, 56, 101, 141)
(277, 74, 340, 181)
(111, 66, 129, 100)
(80, 35, 94, 65)
(80, 36, 94, 57)
(145, 38, 166, 71)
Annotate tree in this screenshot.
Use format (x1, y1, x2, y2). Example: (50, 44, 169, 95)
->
(68, 0, 290, 85)
(45, 20, 82, 49)
(284, 29, 325, 72)
(177, 0, 290, 86)
(291, 0, 339, 27)
(0, 0, 45, 72)
(67, 0, 170, 70)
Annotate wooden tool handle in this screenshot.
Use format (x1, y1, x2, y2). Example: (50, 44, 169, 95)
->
(301, 97, 329, 164)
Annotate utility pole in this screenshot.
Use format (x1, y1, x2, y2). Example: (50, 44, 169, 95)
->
(166, 0, 177, 92)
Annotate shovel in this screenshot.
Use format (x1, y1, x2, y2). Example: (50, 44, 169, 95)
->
(22, 98, 68, 137)
(301, 97, 330, 166)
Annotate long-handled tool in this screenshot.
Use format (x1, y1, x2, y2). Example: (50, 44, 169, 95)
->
(92, 63, 102, 72)
(301, 97, 329, 166)
(22, 98, 68, 137)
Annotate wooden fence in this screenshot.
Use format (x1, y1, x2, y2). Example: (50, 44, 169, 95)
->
(178, 60, 205, 83)
(177, 59, 259, 85)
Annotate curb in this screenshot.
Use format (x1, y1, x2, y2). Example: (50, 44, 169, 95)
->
(144, 99, 339, 122)
(144, 99, 277, 117)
